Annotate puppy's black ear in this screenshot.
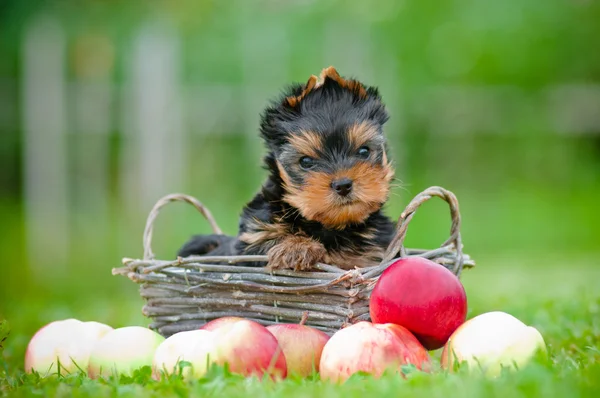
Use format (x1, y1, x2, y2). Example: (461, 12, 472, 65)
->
(258, 80, 310, 149)
(284, 74, 318, 108)
(258, 71, 325, 148)
(259, 105, 289, 149)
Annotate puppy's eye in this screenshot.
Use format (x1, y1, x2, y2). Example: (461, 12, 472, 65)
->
(357, 146, 370, 159)
(299, 156, 316, 170)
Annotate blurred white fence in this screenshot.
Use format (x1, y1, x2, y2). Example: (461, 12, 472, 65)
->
(12, 14, 600, 279)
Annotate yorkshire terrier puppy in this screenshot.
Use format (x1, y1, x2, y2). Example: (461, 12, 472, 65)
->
(178, 67, 397, 270)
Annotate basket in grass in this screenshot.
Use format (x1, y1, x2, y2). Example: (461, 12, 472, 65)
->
(113, 186, 475, 337)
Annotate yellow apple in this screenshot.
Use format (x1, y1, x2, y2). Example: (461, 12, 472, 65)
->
(25, 319, 113, 376)
(441, 311, 547, 377)
(152, 330, 214, 380)
(87, 326, 165, 379)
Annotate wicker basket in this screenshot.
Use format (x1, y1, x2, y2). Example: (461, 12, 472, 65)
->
(113, 186, 475, 337)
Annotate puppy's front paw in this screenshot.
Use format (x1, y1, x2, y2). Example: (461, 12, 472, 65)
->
(267, 236, 326, 271)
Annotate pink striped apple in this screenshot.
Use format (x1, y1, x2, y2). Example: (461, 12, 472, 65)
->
(319, 321, 430, 383)
(189, 318, 286, 379)
(267, 324, 330, 377)
(199, 316, 244, 331)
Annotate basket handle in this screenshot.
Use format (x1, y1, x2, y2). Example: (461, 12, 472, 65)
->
(381, 186, 464, 274)
(142, 193, 223, 260)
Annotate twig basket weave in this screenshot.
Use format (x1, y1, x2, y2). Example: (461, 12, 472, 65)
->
(113, 186, 475, 337)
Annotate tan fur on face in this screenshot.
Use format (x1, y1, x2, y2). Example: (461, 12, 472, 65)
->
(276, 160, 295, 193)
(281, 161, 394, 229)
(288, 130, 322, 158)
(347, 122, 380, 150)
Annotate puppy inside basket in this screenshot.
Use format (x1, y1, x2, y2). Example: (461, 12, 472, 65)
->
(177, 67, 400, 272)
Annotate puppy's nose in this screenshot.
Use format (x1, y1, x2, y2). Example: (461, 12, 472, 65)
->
(331, 178, 353, 196)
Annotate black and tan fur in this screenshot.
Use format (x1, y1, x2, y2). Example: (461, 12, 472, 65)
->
(178, 67, 397, 271)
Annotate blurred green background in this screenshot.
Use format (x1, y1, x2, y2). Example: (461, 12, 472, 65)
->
(0, 0, 599, 367)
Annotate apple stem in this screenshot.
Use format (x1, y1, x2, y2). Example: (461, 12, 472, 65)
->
(300, 311, 309, 326)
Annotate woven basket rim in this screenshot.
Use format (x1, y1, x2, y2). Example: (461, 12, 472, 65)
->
(118, 185, 471, 276)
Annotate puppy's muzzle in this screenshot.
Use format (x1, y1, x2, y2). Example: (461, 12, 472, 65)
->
(331, 177, 353, 197)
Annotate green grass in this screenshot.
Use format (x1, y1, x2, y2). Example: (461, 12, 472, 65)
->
(1, 253, 599, 397)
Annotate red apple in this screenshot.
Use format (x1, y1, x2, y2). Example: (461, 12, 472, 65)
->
(188, 318, 286, 379)
(25, 319, 113, 376)
(266, 324, 330, 377)
(319, 321, 430, 383)
(369, 257, 467, 350)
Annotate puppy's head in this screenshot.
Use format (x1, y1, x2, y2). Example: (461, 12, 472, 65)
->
(260, 67, 394, 229)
